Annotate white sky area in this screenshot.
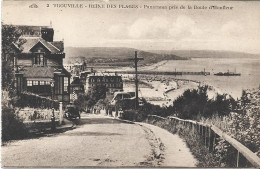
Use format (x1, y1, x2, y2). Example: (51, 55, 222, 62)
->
(2, 1, 260, 54)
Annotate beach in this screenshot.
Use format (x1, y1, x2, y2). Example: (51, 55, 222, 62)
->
(117, 57, 260, 106)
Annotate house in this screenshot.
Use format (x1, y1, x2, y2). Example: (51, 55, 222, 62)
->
(63, 63, 74, 72)
(70, 76, 84, 102)
(64, 61, 87, 75)
(9, 25, 70, 102)
(86, 75, 123, 93)
(74, 61, 87, 74)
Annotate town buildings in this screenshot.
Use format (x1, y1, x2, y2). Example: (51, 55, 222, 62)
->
(86, 74, 123, 93)
(70, 76, 84, 102)
(64, 61, 87, 75)
(9, 25, 70, 102)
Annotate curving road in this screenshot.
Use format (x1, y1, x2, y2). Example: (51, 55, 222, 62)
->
(1, 114, 197, 167)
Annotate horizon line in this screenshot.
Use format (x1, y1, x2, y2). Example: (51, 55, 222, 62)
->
(64, 46, 260, 55)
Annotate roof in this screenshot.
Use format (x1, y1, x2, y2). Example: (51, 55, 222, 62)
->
(50, 41, 64, 51)
(14, 25, 50, 37)
(15, 37, 63, 54)
(71, 78, 82, 85)
(20, 66, 70, 78)
(21, 67, 55, 78)
(89, 75, 122, 78)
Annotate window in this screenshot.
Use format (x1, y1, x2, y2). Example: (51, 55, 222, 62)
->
(45, 81, 50, 85)
(115, 94, 123, 100)
(34, 53, 46, 66)
(40, 81, 45, 85)
(59, 77, 63, 94)
(33, 81, 38, 85)
(64, 77, 68, 92)
(55, 76, 63, 94)
(27, 81, 32, 86)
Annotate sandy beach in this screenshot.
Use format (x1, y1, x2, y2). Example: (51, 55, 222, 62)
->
(123, 77, 203, 106)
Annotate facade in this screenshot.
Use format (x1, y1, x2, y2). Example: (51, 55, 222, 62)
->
(86, 75, 123, 93)
(70, 76, 84, 102)
(63, 64, 74, 72)
(10, 25, 70, 102)
(64, 61, 87, 75)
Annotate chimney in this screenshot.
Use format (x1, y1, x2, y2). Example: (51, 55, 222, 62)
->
(41, 28, 54, 42)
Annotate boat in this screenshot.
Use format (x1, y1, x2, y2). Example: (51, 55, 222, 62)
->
(214, 70, 241, 76)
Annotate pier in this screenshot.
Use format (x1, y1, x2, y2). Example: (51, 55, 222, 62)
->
(107, 70, 210, 76)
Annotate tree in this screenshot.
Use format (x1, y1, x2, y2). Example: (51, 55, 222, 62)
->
(2, 24, 24, 90)
(241, 90, 250, 110)
(74, 85, 108, 110)
(1, 24, 28, 141)
(172, 85, 236, 120)
(86, 85, 108, 107)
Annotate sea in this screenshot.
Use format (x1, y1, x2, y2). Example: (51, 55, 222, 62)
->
(143, 58, 260, 99)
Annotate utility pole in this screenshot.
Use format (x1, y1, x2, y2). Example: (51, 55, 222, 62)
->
(129, 51, 143, 109)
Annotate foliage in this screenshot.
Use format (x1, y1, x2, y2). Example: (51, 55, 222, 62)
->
(142, 86, 259, 167)
(119, 99, 175, 122)
(229, 89, 260, 157)
(147, 116, 255, 167)
(241, 89, 251, 109)
(202, 88, 260, 158)
(2, 24, 25, 90)
(1, 25, 29, 141)
(2, 91, 28, 141)
(74, 85, 108, 110)
(14, 92, 59, 109)
(173, 85, 237, 120)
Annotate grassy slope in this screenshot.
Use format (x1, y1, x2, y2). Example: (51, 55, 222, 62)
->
(148, 50, 260, 58)
(64, 47, 188, 66)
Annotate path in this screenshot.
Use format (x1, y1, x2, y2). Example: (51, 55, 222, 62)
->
(138, 122, 197, 167)
(1, 114, 197, 167)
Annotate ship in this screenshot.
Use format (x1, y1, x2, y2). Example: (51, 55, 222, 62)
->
(214, 70, 241, 76)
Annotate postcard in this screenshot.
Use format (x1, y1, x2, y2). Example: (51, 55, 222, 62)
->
(1, 0, 260, 168)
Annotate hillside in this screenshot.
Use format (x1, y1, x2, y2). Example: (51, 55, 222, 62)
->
(64, 47, 188, 66)
(148, 50, 260, 59)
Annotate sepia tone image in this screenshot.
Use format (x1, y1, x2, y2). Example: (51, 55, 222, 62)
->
(1, 0, 260, 168)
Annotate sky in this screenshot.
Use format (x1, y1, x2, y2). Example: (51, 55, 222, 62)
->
(2, 1, 260, 54)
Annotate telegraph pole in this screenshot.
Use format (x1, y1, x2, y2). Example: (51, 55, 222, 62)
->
(130, 51, 143, 109)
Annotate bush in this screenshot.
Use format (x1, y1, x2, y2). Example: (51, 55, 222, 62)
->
(121, 110, 137, 121)
(173, 85, 237, 120)
(2, 106, 28, 141)
(202, 88, 260, 159)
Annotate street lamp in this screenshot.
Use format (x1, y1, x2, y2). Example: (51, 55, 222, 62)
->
(50, 81, 54, 100)
(50, 80, 54, 108)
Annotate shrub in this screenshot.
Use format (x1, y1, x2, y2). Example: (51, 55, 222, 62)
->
(201, 88, 260, 158)
(173, 85, 237, 120)
(2, 106, 28, 141)
(121, 110, 137, 121)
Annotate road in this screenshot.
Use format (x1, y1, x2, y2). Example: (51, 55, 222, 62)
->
(1, 114, 197, 167)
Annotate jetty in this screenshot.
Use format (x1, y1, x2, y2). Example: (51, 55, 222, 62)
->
(107, 70, 210, 76)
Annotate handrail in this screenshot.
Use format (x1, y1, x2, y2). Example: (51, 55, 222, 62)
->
(148, 115, 260, 167)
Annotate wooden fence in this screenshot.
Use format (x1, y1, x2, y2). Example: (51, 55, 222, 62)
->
(147, 115, 260, 167)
